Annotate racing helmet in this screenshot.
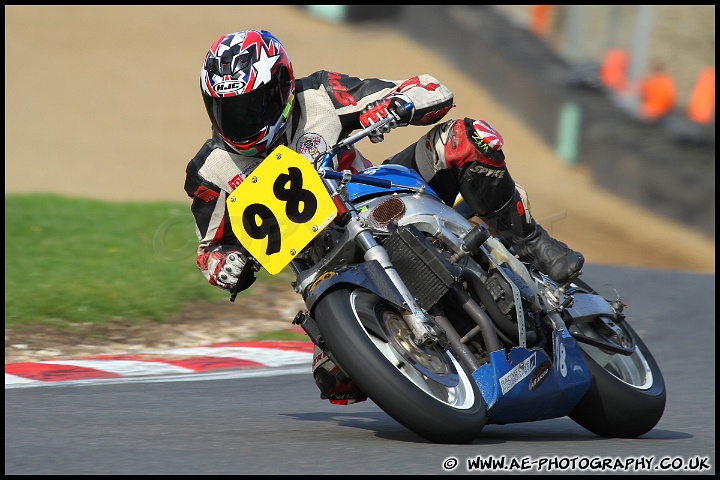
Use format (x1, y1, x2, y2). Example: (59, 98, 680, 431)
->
(200, 30, 295, 156)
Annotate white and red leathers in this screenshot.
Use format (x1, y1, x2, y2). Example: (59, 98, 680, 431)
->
(184, 70, 517, 285)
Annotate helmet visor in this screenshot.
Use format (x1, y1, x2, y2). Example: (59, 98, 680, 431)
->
(208, 67, 292, 144)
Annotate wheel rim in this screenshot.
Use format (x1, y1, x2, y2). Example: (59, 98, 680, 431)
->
(381, 310, 452, 378)
(570, 318, 654, 390)
(349, 289, 477, 409)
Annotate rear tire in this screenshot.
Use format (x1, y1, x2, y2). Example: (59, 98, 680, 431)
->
(313, 286, 487, 444)
(568, 280, 666, 437)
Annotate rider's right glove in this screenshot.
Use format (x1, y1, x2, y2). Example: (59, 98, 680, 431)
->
(203, 247, 256, 292)
(359, 92, 414, 144)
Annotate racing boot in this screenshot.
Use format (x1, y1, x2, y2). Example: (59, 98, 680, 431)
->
(483, 188, 584, 284)
(312, 345, 367, 405)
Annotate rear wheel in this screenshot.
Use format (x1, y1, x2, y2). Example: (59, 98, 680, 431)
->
(568, 280, 666, 437)
(313, 286, 487, 444)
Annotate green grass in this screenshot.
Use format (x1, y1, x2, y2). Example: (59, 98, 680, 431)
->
(251, 329, 309, 342)
(4, 193, 291, 332)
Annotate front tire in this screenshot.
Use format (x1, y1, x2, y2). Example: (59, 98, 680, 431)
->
(313, 286, 487, 444)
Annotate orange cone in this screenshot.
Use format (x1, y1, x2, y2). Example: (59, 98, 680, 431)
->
(600, 49, 630, 95)
(530, 5, 553, 37)
(687, 66, 715, 125)
(638, 63, 677, 121)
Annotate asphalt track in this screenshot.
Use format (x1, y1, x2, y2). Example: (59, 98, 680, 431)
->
(5, 265, 715, 474)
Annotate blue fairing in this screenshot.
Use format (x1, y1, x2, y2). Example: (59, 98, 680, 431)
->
(346, 165, 443, 203)
(472, 328, 591, 425)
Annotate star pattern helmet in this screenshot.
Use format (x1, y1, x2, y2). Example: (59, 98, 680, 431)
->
(200, 30, 295, 156)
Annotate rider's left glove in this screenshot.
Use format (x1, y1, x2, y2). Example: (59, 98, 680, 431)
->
(359, 92, 414, 144)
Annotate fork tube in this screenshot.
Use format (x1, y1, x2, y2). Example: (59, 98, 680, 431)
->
(328, 182, 439, 345)
(353, 221, 438, 345)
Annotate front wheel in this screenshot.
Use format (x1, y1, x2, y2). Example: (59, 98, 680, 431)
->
(313, 286, 487, 444)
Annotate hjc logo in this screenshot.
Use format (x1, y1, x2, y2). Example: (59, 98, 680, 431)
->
(214, 80, 245, 94)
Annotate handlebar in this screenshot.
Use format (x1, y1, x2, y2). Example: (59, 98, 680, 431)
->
(314, 102, 427, 192)
(316, 102, 415, 169)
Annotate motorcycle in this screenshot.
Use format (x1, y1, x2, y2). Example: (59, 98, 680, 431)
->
(225, 103, 666, 444)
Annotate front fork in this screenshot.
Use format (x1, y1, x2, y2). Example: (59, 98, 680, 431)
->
(349, 212, 443, 347)
(323, 173, 442, 348)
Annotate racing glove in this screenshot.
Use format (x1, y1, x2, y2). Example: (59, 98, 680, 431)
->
(201, 247, 256, 292)
(359, 92, 414, 144)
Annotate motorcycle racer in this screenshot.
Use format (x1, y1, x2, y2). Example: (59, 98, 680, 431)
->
(184, 29, 584, 405)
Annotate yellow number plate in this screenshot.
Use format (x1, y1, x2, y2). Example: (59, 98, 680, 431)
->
(226, 145, 337, 275)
